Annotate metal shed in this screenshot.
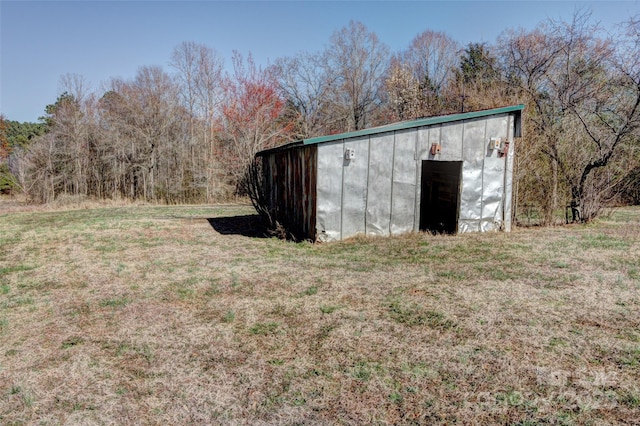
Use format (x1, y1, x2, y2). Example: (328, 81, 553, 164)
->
(256, 105, 524, 242)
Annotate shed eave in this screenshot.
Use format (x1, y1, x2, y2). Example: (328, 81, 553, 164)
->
(302, 104, 524, 146)
(255, 140, 305, 157)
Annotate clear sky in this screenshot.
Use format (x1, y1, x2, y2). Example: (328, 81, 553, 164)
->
(1, 0, 638, 123)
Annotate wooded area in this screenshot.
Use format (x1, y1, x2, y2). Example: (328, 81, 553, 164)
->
(1, 12, 639, 222)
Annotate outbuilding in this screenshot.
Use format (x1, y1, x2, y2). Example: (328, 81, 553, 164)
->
(255, 104, 524, 242)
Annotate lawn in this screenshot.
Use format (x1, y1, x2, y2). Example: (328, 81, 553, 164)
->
(1, 201, 639, 424)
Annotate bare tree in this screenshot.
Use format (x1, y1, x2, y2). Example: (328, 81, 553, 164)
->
(20, 50, 224, 204)
(220, 52, 295, 192)
(383, 59, 422, 121)
(273, 51, 336, 138)
(170, 42, 225, 129)
(402, 30, 460, 115)
(568, 15, 640, 219)
(170, 42, 226, 200)
(170, 42, 200, 140)
(19, 127, 61, 203)
(500, 11, 640, 222)
(499, 25, 565, 222)
(449, 42, 516, 114)
(101, 66, 189, 201)
(325, 21, 390, 131)
(20, 79, 97, 202)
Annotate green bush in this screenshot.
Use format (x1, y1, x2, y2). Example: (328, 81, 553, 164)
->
(0, 163, 17, 194)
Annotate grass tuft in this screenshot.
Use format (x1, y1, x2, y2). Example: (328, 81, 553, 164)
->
(619, 389, 640, 408)
(99, 296, 130, 308)
(61, 336, 85, 349)
(388, 299, 457, 330)
(249, 322, 279, 335)
(302, 285, 318, 296)
(319, 305, 338, 314)
(222, 310, 235, 323)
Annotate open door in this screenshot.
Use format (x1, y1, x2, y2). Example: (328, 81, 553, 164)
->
(419, 161, 462, 234)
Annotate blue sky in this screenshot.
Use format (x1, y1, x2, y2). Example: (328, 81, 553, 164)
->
(1, 0, 638, 123)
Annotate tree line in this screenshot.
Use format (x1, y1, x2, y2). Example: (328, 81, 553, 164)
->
(1, 11, 639, 222)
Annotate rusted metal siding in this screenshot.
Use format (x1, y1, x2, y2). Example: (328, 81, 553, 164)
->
(262, 145, 317, 241)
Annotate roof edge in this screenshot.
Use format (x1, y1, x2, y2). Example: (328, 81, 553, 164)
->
(255, 140, 305, 157)
(302, 104, 524, 146)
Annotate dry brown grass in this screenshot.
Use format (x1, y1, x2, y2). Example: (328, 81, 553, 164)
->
(1, 199, 639, 425)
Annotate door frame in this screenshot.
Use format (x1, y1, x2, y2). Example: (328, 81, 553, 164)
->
(419, 160, 462, 234)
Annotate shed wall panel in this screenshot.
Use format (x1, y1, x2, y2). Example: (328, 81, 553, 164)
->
(481, 157, 505, 231)
(485, 116, 508, 150)
(504, 115, 515, 231)
(391, 130, 417, 234)
(458, 118, 487, 233)
(439, 123, 464, 161)
(462, 119, 486, 164)
(316, 141, 344, 241)
(262, 146, 317, 241)
(441, 123, 465, 162)
(299, 147, 317, 239)
(418, 126, 437, 160)
(341, 137, 370, 238)
(482, 115, 510, 231)
(459, 165, 483, 232)
(264, 154, 276, 214)
(366, 133, 394, 236)
(414, 127, 433, 229)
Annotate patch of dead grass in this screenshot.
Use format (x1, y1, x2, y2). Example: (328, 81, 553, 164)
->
(1, 204, 639, 424)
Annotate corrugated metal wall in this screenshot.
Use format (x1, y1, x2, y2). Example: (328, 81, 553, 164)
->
(316, 131, 416, 240)
(263, 145, 317, 241)
(315, 113, 516, 241)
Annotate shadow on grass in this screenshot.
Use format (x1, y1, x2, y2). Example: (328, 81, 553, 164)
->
(207, 215, 269, 238)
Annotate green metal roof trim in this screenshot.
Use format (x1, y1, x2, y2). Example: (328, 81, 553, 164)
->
(301, 104, 524, 146)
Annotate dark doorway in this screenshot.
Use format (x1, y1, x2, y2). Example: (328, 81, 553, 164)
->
(419, 161, 462, 234)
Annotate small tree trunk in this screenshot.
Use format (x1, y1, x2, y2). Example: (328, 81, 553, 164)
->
(570, 185, 581, 223)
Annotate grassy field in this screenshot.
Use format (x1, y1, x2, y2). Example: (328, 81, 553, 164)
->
(1, 200, 639, 425)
